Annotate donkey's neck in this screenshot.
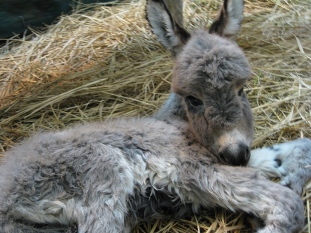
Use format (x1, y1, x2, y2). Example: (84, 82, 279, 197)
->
(153, 93, 187, 121)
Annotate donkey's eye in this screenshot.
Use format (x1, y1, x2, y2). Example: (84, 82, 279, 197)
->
(186, 96, 203, 107)
(238, 87, 244, 96)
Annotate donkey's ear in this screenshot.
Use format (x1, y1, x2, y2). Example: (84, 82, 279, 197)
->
(209, 0, 244, 40)
(146, 0, 190, 57)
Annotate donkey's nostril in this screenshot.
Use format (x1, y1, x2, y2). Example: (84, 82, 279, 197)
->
(244, 146, 250, 161)
(238, 143, 250, 165)
(219, 151, 229, 164)
(218, 143, 250, 166)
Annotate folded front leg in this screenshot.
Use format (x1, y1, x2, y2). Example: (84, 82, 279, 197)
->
(177, 163, 304, 233)
(248, 138, 311, 195)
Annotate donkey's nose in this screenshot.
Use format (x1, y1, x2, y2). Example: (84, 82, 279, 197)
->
(239, 144, 251, 164)
(219, 143, 250, 166)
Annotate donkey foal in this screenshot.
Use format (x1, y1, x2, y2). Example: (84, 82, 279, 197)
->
(0, 0, 310, 233)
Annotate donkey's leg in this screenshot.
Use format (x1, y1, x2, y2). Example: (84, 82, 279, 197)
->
(248, 138, 311, 194)
(0, 196, 78, 233)
(1, 188, 132, 233)
(74, 200, 131, 233)
(0, 151, 136, 233)
(73, 153, 137, 233)
(178, 164, 304, 233)
(0, 185, 132, 233)
(0, 215, 69, 233)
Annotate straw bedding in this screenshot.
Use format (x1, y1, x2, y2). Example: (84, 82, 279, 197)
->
(0, 0, 310, 232)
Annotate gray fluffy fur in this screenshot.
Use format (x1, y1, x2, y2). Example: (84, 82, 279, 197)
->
(0, 0, 310, 233)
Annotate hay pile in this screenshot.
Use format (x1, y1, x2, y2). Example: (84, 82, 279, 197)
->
(0, 0, 310, 232)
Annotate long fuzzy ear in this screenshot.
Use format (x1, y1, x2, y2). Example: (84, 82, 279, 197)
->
(146, 0, 190, 57)
(164, 0, 184, 27)
(209, 0, 244, 40)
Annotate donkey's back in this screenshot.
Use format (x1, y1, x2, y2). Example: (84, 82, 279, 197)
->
(0, 117, 217, 232)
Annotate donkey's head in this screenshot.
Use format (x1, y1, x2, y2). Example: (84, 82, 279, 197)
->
(146, 0, 253, 166)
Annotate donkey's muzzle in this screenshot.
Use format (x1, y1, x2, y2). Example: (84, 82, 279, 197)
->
(218, 143, 250, 166)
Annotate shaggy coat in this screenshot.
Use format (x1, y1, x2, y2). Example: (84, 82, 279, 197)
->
(0, 0, 310, 233)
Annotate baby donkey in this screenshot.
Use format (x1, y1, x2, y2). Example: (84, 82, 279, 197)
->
(0, 0, 310, 232)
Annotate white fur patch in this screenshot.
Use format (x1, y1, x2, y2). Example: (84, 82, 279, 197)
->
(218, 128, 251, 152)
(248, 147, 286, 177)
